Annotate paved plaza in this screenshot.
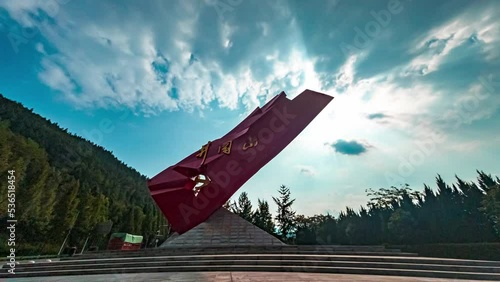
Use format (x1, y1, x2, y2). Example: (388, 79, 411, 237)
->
(4, 272, 485, 282)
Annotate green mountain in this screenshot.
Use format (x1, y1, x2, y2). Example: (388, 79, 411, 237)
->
(0, 94, 167, 256)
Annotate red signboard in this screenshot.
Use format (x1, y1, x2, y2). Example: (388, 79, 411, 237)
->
(148, 89, 333, 234)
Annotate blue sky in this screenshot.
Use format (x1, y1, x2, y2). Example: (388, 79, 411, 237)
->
(1, 0, 499, 216)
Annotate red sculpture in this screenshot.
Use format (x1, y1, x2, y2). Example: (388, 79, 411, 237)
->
(148, 90, 333, 234)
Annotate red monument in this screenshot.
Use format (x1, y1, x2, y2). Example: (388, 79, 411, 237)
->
(148, 90, 333, 234)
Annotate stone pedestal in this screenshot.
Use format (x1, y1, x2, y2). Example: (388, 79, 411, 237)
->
(161, 208, 284, 247)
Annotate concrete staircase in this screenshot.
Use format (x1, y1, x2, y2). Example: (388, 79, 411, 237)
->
(161, 208, 285, 247)
(3, 211, 499, 280)
(2, 246, 500, 280)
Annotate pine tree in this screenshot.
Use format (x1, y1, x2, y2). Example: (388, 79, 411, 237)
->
(252, 199, 275, 234)
(50, 177, 80, 241)
(478, 170, 498, 192)
(294, 214, 316, 244)
(272, 185, 296, 241)
(388, 208, 416, 244)
(316, 214, 336, 244)
(0, 121, 11, 174)
(483, 186, 500, 236)
(231, 192, 253, 222)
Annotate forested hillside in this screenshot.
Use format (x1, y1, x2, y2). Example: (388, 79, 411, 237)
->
(0, 94, 167, 255)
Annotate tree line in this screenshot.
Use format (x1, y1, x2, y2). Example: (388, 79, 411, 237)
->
(230, 172, 500, 245)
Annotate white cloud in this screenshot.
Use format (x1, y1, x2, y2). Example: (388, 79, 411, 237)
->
(445, 140, 482, 152)
(38, 58, 76, 96)
(0, 0, 330, 115)
(258, 22, 269, 37)
(35, 42, 46, 54)
(333, 55, 356, 91)
(405, 5, 500, 75)
(296, 165, 317, 176)
(220, 22, 235, 49)
(441, 78, 500, 127)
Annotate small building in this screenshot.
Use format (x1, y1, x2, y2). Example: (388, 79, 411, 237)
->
(107, 233, 143, 251)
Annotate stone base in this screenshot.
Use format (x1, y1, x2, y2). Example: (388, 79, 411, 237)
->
(161, 208, 284, 247)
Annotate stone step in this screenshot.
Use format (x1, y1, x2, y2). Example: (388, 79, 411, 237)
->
(63, 252, 418, 262)
(2, 264, 499, 280)
(66, 245, 394, 259)
(10, 254, 500, 269)
(7, 259, 500, 274)
(65, 250, 410, 260)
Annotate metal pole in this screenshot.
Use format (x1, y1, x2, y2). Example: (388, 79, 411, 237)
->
(57, 211, 80, 257)
(80, 234, 90, 254)
(144, 235, 149, 249)
(57, 229, 71, 256)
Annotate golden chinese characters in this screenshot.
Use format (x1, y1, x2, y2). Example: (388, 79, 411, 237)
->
(218, 141, 233, 155)
(196, 141, 211, 165)
(242, 136, 259, 151)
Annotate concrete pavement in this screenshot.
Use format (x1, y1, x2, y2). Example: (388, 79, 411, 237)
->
(3, 272, 487, 282)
